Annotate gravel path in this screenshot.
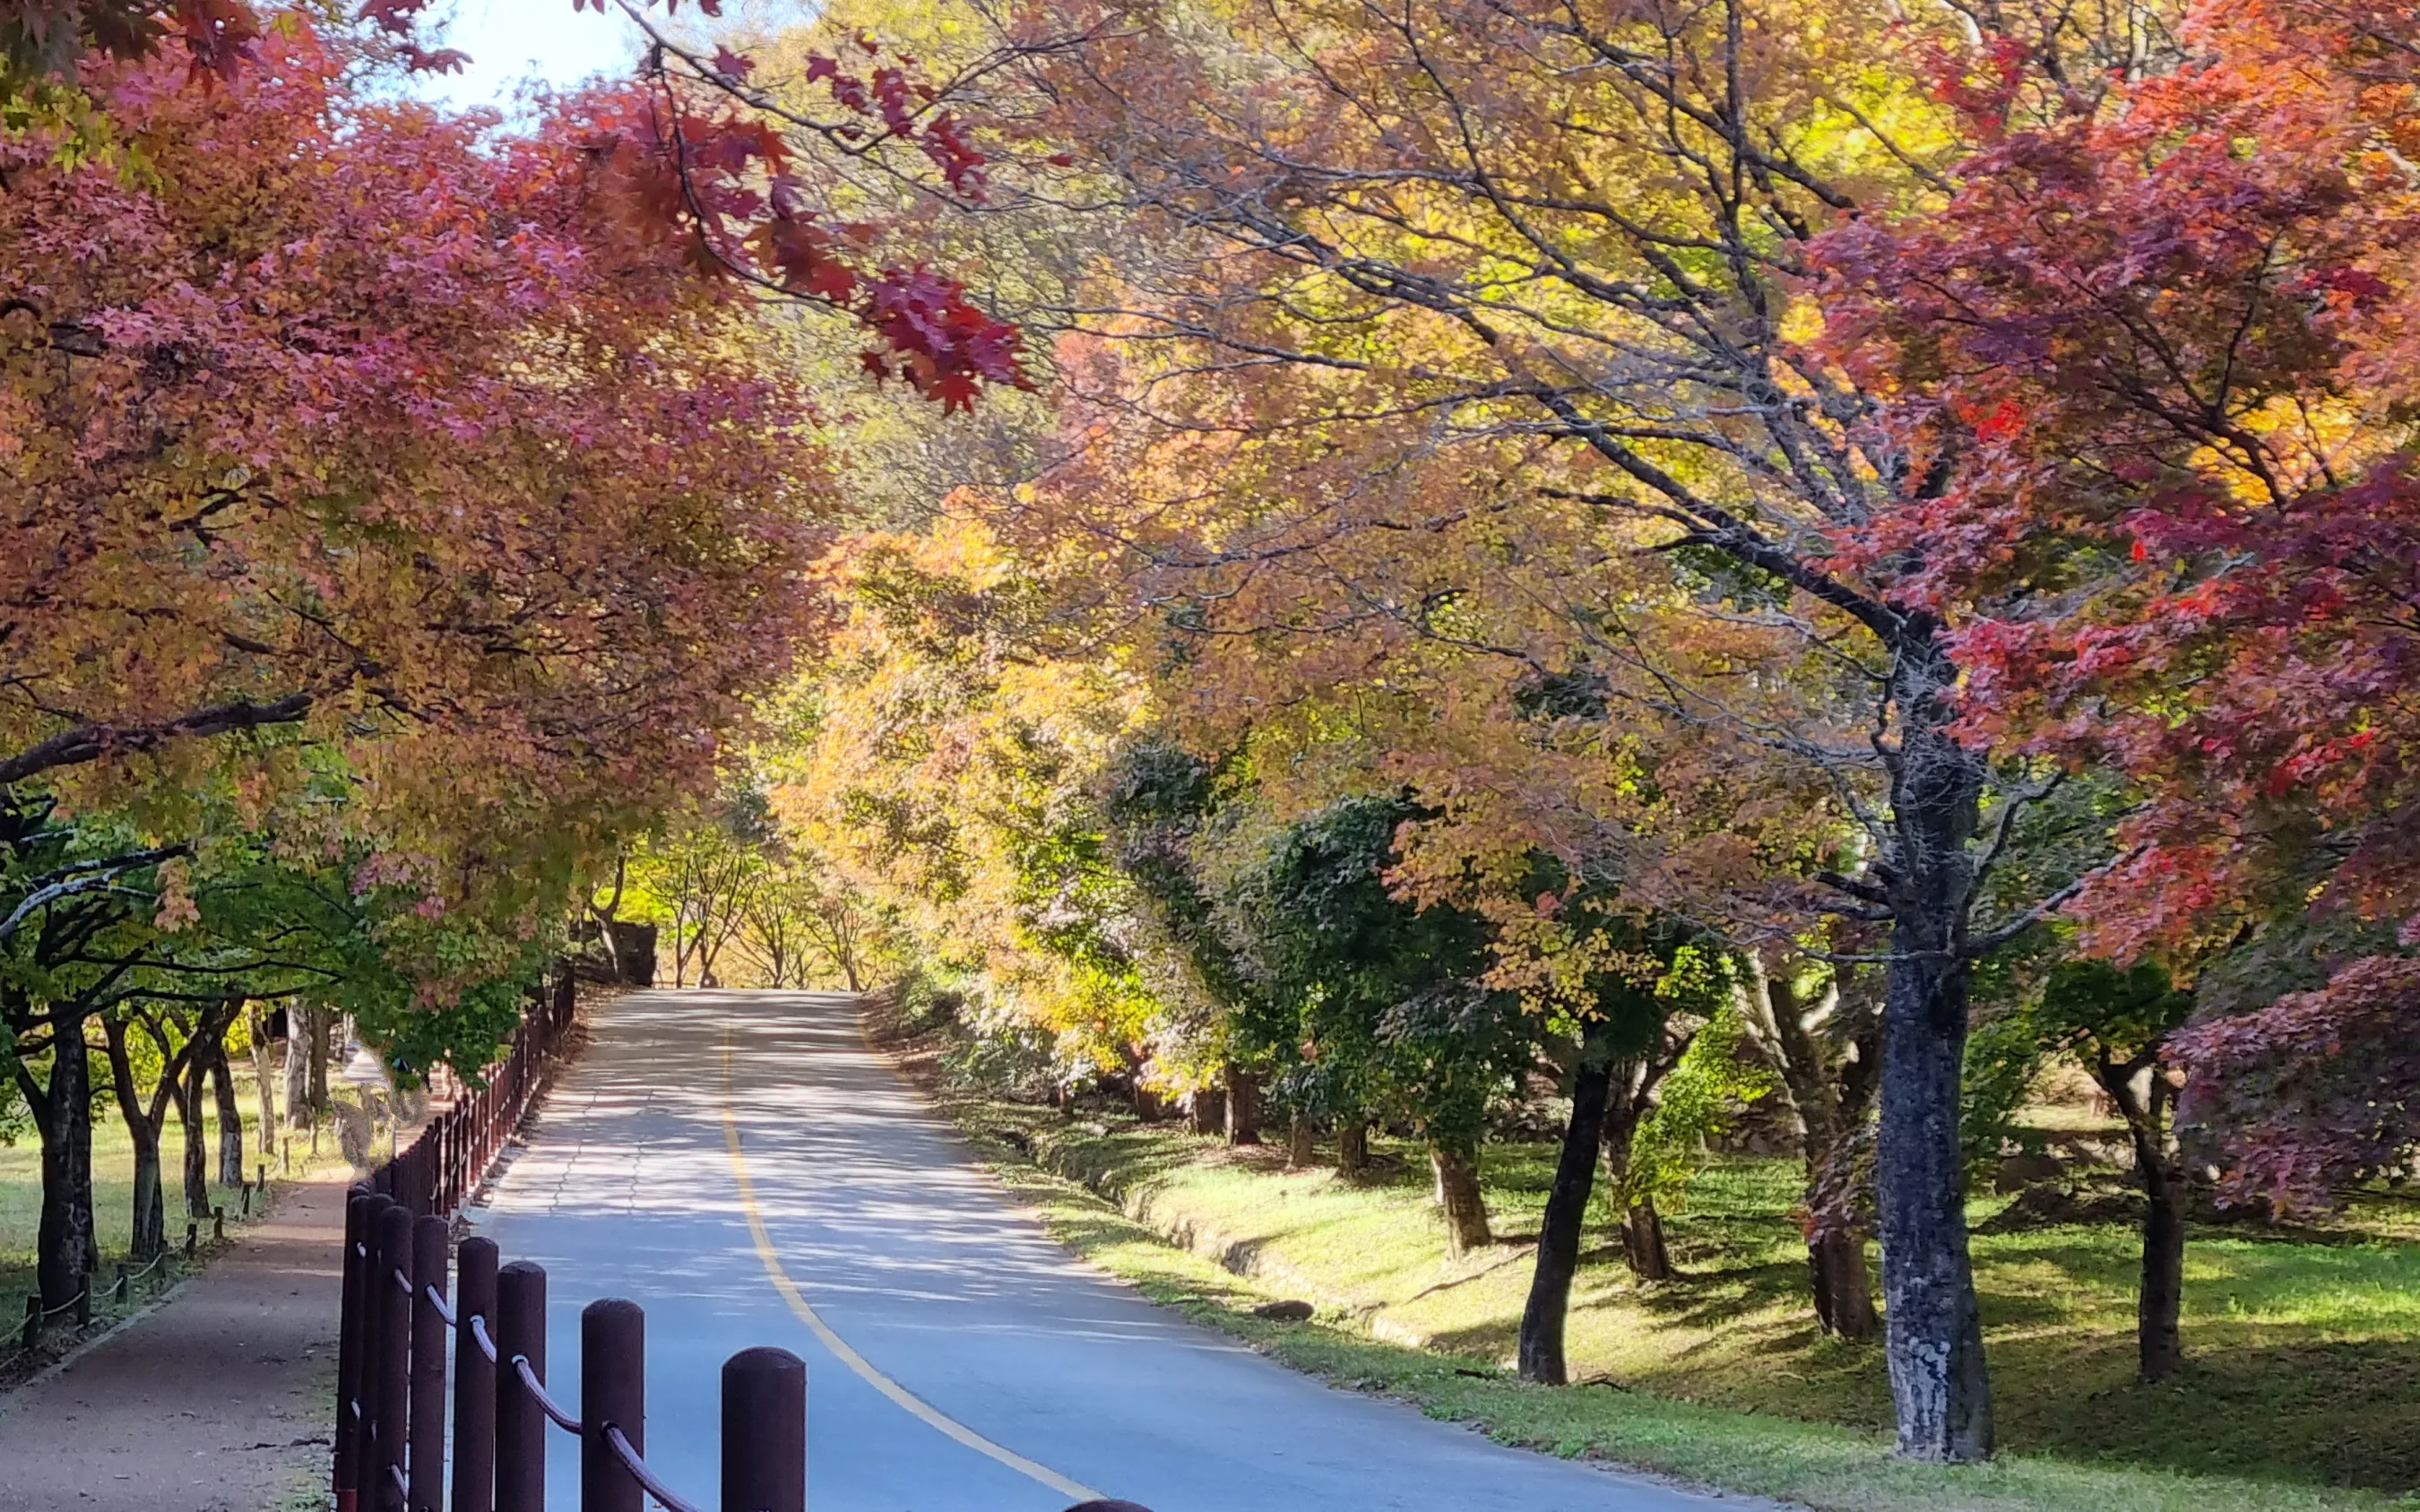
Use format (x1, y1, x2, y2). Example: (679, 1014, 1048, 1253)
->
(0, 1174, 345, 1512)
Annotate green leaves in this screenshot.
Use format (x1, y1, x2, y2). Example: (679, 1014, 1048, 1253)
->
(1622, 998, 1776, 1213)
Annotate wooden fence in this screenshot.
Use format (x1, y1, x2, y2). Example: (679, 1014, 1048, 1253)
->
(337, 1197, 804, 1512)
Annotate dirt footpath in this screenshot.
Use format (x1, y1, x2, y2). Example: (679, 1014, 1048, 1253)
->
(0, 1174, 346, 1512)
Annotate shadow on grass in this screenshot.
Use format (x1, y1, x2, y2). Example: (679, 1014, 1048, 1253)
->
(1992, 1335, 2420, 1492)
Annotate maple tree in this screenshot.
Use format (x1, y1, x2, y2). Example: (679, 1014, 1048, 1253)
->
(766, 522, 1162, 1080)
(1007, 0, 2066, 1456)
(1967, 946, 2199, 1380)
(0, 13, 830, 1309)
(0, 15, 818, 834)
(1813, 0, 2420, 1216)
(1223, 791, 1528, 1257)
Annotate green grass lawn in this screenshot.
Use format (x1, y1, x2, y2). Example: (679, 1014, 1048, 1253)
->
(0, 1066, 337, 1322)
(901, 1038, 2420, 1512)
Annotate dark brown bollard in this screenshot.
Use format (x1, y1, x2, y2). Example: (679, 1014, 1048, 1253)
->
(495, 1261, 548, 1512)
(721, 1346, 806, 1512)
(334, 1197, 360, 1511)
(409, 1215, 450, 1512)
(452, 1238, 499, 1512)
(581, 1299, 645, 1512)
(375, 1204, 416, 1512)
(338, 1192, 391, 1512)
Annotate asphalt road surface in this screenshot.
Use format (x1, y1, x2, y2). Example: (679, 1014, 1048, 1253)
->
(469, 989, 1737, 1512)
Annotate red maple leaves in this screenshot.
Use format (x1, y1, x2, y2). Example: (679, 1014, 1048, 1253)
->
(1815, 0, 2420, 1202)
(571, 73, 1030, 411)
(4, 0, 1030, 411)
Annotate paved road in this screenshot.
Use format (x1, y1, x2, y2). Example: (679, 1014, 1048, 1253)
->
(470, 989, 1733, 1512)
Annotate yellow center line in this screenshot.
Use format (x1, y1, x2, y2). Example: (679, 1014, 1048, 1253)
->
(720, 1023, 1102, 1505)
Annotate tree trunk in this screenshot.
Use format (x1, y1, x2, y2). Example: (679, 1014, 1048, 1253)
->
(1743, 953, 1881, 1341)
(1429, 1141, 1492, 1257)
(1224, 1065, 1263, 1145)
(179, 1050, 210, 1220)
(593, 855, 627, 981)
(100, 1017, 168, 1262)
(1287, 1114, 1317, 1169)
(307, 1009, 330, 1116)
(2105, 1063, 2187, 1383)
(1337, 1119, 1369, 1176)
(1518, 1040, 1612, 1384)
(2137, 1157, 2186, 1382)
(32, 1022, 98, 1310)
(1874, 669, 1993, 1463)
(281, 1006, 313, 1130)
(1811, 1227, 1878, 1339)
(1621, 1198, 1673, 1282)
(246, 1006, 276, 1162)
(1600, 1068, 1673, 1281)
(1188, 1086, 1226, 1137)
(210, 1035, 244, 1188)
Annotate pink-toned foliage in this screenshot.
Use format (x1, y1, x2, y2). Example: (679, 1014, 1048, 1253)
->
(0, 16, 819, 946)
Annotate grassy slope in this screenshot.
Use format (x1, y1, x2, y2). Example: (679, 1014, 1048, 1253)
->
(881, 1020, 2420, 1512)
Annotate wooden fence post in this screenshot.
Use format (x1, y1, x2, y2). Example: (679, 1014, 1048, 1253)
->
(722, 1347, 807, 1512)
(337, 1191, 387, 1512)
(495, 1261, 548, 1512)
(452, 1238, 498, 1512)
(581, 1300, 645, 1512)
(409, 1214, 450, 1512)
(374, 1205, 415, 1512)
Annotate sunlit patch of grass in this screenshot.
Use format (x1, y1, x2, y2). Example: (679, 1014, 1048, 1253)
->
(925, 1061, 2420, 1503)
(0, 1066, 334, 1313)
(965, 1115, 2417, 1512)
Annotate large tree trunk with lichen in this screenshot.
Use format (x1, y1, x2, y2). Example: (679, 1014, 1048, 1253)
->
(1519, 1032, 1613, 1384)
(1874, 636, 1993, 1462)
(1429, 1140, 1491, 1257)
